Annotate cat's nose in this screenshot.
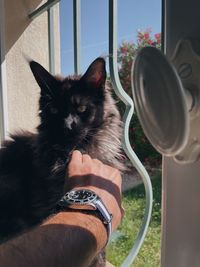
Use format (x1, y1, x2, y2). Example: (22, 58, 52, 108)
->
(64, 114, 78, 130)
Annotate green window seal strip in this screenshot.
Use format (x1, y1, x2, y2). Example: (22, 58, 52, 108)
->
(108, 1, 153, 266)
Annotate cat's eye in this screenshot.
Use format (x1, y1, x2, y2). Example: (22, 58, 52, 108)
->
(77, 106, 87, 113)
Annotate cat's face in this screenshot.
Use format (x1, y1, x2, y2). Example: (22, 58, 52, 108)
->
(30, 58, 106, 140)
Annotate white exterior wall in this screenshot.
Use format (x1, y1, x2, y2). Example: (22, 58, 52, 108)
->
(3, 0, 60, 134)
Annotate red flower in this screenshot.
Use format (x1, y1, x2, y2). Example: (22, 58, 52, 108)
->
(148, 39, 154, 45)
(154, 33, 161, 40)
(144, 32, 150, 40)
(121, 46, 129, 54)
(131, 144, 136, 149)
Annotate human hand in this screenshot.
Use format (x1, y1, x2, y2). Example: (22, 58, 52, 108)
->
(66, 150, 124, 231)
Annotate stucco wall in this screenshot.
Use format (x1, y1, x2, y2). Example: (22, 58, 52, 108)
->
(4, 0, 60, 134)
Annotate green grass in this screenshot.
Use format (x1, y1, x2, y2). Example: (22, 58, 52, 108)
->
(107, 172, 161, 267)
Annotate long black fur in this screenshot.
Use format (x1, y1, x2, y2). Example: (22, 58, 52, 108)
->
(0, 58, 124, 266)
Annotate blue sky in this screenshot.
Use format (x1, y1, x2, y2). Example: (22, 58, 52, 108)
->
(60, 0, 161, 75)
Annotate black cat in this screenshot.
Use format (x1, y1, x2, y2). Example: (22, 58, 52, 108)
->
(0, 57, 124, 265)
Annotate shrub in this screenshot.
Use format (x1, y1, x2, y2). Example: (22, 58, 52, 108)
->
(117, 29, 162, 167)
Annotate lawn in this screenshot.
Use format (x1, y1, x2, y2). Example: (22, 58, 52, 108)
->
(107, 171, 162, 267)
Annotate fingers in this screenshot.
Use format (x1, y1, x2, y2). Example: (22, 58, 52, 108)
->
(70, 151, 93, 165)
(69, 151, 122, 187)
(68, 150, 83, 176)
(93, 158, 102, 165)
(67, 151, 124, 230)
(71, 150, 82, 165)
(82, 154, 92, 164)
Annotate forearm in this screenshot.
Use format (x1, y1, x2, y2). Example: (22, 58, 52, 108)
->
(0, 212, 107, 267)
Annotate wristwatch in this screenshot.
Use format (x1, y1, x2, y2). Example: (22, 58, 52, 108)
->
(57, 189, 112, 244)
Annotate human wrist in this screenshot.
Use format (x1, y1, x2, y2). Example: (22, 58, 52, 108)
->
(57, 188, 112, 247)
(60, 210, 108, 253)
(0, 212, 106, 267)
(49, 211, 108, 252)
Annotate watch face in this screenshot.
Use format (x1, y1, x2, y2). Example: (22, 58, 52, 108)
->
(63, 189, 97, 205)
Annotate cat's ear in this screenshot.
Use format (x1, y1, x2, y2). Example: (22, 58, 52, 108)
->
(29, 61, 59, 97)
(82, 58, 106, 88)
